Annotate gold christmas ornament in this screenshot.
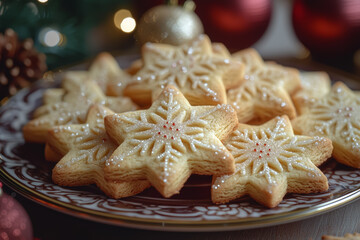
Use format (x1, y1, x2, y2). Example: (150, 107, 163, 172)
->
(136, 3, 204, 46)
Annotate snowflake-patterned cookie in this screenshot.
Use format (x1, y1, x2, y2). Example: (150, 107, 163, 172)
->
(228, 48, 300, 124)
(48, 104, 150, 198)
(292, 81, 360, 168)
(104, 85, 238, 198)
(23, 77, 137, 143)
(212, 115, 332, 208)
(124, 35, 244, 107)
(125, 42, 234, 82)
(292, 71, 331, 115)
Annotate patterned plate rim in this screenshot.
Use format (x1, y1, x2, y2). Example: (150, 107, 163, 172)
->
(1, 166, 360, 231)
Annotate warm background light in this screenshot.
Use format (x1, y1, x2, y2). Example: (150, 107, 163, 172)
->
(120, 17, 136, 33)
(37, 0, 48, 3)
(113, 9, 136, 33)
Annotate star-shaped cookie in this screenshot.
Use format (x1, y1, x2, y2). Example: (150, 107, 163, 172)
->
(88, 52, 132, 96)
(292, 82, 360, 168)
(124, 35, 244, 107)
(23, 77, 137, 143)
(292, 71, 331, 115)
(228, 48, 300, 124)
(48, 104, 150, 198)
(58, 53, 131, 97)
(104, 85, 238, 198)
(212, 115, 332, 208)
(125, 42, 235, 84)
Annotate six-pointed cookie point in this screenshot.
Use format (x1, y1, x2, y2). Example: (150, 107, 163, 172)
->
(104, 85, 238, 198)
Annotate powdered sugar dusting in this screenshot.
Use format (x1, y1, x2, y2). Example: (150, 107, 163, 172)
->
(303, 84, 360, 151)
(134, 36, 232, 103)
(107, 88, 231, 183)
(54, 106, 116, 169)
(213, 117, 324, 189)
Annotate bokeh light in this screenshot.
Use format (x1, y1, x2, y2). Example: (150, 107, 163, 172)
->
(37, 0, 48, 3)
(39, 28, 64, 47)
(121, 17, 136, 33)
(113, 9, 136, 33)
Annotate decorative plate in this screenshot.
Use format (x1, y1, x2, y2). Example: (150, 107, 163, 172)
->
(1, 56, 360, 231)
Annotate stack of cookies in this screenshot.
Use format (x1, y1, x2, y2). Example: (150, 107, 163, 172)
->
(22, 35, 360, 208)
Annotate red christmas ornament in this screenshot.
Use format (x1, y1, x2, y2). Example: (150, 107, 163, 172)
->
(193, 0, 272, 51)
(0, 183, 33, 240)
(292, 0, 360, 58)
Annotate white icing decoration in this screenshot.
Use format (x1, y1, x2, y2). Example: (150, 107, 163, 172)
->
(108, 89, 228, 182)
(308, 86, 360, 151)
(136, 39, 231, 102)
(56, 108, 115, 168)
(228, 69, 288, 111)
(214, 117, 321, 188)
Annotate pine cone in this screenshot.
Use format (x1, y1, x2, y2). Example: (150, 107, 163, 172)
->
(0, 29, 47, 98)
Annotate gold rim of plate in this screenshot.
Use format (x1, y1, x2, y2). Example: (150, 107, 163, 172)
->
(1, 164, 359, 231)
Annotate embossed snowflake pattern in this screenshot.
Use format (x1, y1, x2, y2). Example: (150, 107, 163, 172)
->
(23, 78, 137, 143)
(128, 35, 234, 105)
(292, 82, 360, 168)
(50, 105, 150, 198)
(212, 116, 329, 207)
(105, 85, 237, 198)
(226, 117, 322, 183)
(228, 49, 298, 123)
(51, 105, 117, 170)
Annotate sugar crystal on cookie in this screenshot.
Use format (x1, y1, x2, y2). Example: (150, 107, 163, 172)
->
(104, 85, 237, 198)
(212, 115, 332, 208)
(48, 105, 150, 198)
(292, 82, 360, 168)
(124, 35, 243, 106)
(228, 48, 299, 124)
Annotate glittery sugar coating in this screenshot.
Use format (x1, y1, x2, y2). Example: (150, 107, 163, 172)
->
(124, 35, 242, 106)
(104, 85, 238, 198)
(52, 106, 116, 169)
(212, 115, 331, 208)
(49, 105, 150, 199)
(22, 76, 137, 143)
(228, 48, 299, 124)
(292, 81, 360, 168)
